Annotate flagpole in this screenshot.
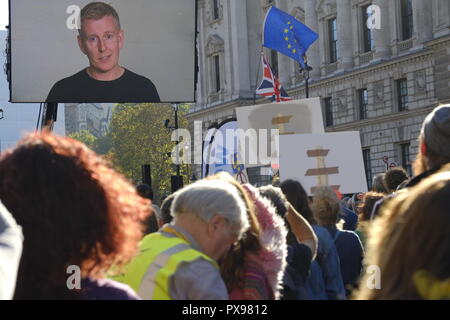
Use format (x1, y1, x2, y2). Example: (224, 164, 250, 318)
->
(253, 49, 264, 105)
(300, 55, 313, 98)
(305, 65, 310, 98)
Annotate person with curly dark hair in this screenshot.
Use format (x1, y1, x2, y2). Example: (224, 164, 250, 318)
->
(354, 191, 385, 250)
(384, 167, 409, 193)
(371, 173, 388, 194)
(0, 132, 151, 299)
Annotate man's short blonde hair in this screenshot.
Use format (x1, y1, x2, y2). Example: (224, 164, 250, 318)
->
(79, 2, 121, 36)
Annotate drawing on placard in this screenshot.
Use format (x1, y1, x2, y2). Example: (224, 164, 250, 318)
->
(304, 147, 340, 194)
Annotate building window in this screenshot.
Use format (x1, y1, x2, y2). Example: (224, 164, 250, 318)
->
(79, 109, 87, 122)
(400, 0, 414, 41)
(206, 35, 224, 96)
(324, 97, 333, 127)
(397, 78, 408, 112)
(328, 18, 338, 63)
(213, 55, 221, 92)
(362, 5, 375, 52)
(363, 149, 372, 190)
(358, 88, 369, 120)
(212, 0, 220, 20)
(400, 142, 412, 176)
(270, 49, 278, 76)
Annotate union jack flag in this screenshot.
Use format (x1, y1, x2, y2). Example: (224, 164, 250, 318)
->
(256, 54, 293, 103)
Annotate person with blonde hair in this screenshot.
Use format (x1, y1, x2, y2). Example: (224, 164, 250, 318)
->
(356, 166, 450, 300)
(312, 187, 364, 297)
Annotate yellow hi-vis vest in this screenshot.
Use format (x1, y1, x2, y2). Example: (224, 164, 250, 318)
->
(113, 232, 218, 300)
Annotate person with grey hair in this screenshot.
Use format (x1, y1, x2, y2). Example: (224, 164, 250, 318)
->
(46, 1, 160, 103)
(312, 187, 364, 297)
(407, 104, 450, 188)
(114, 179, 249, 300)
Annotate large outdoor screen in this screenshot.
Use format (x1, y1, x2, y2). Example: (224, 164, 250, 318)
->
(9, 0, 196, 103)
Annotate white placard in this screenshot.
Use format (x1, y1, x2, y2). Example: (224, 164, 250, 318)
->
(279, 132, 368, 195)
(202, 120, 249, 184)
(235, 98, 325, 167)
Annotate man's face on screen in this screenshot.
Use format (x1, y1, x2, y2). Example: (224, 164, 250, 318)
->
(78, 15, 124, 79)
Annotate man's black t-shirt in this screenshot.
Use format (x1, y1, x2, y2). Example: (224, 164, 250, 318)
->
(46, 68, 160, 103)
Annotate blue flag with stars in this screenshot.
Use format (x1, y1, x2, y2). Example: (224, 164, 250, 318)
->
(263, 6, 318, 69)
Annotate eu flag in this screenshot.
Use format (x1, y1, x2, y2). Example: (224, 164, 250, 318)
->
(263, 6, 318, 69)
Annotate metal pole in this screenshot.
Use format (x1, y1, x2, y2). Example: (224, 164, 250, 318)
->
(300, 55, 312, 99)
(41, 103, 58, 131)
(305, 69, 310, 98)
(253, 49, 264, 104)
(174, 104, 181, 186)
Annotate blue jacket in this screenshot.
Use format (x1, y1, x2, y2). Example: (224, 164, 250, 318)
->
(341, 206, 358, 231)
(302, 225, 346, 300)
(325, 226, 364, 296)
(281, 243, 313, 300)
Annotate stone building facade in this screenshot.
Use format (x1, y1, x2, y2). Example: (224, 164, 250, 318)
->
(65, 103, 114, 137)
(187, 0, 450, 187)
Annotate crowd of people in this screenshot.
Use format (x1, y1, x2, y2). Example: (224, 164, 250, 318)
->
(0, 104, 449, 300)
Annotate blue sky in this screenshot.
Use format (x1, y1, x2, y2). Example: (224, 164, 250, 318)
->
(0, 28, 66, 149)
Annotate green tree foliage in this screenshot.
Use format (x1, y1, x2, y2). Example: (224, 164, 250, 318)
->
(68, 129, 112, 155)
(94, 130, 113, 155)
(68, 130, 96, 149)
(108, 103, 191, 203)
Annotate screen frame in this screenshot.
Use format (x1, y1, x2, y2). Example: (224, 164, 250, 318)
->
(7, 0, 199, 104)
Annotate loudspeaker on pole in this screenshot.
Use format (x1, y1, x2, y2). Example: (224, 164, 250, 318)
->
(142, 164, 152, 187)
(171, 175, 183, 193)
